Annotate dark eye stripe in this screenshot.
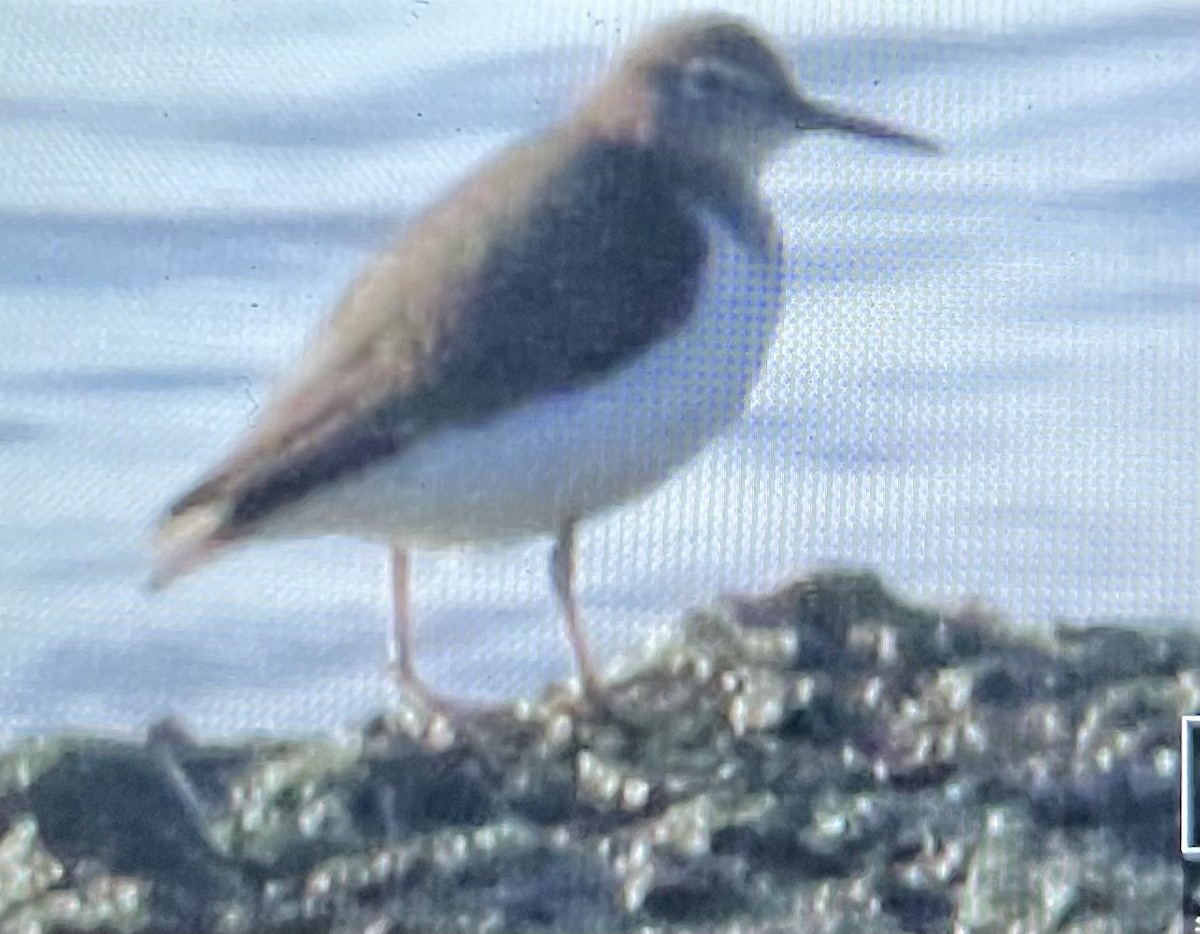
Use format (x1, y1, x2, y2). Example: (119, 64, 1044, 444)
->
(683, 57, 769, 95)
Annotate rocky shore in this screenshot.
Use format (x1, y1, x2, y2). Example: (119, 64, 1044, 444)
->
(0, 571, 1190, 933)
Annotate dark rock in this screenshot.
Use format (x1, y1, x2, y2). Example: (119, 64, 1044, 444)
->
(641, 853, 749, 923)
(0, 570, 1190, 933)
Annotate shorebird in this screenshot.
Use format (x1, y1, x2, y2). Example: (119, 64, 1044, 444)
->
(150, 13, 938, 709)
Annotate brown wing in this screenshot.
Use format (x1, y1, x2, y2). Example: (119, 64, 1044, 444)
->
(159, 139, 739, 549)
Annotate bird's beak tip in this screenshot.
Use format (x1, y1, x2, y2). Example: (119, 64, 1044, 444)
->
(793, 98, 942, 155)
(909, 136, 946, 156)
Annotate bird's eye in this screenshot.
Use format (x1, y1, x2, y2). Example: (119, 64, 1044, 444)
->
(682, 59, 729, 98)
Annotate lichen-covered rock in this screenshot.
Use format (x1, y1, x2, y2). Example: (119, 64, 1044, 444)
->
(0, 571, 1189, 933)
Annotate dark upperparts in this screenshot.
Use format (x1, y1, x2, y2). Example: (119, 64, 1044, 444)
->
(172, 140, 770, 533)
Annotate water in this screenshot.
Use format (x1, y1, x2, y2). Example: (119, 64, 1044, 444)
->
(0, 0, 1196, 740)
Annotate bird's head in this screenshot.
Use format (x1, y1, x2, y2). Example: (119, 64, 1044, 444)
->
(586, 14, 940, 175)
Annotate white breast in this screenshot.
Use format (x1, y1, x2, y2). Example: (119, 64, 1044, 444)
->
(271, 212, 788, 547)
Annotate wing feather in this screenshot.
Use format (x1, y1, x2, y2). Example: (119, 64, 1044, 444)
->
(150, 139, 767, 584)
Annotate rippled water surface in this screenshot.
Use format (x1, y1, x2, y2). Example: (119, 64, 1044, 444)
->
(0, 0, 1196, 738)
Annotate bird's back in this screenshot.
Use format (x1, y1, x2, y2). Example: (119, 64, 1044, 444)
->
(152, 133, 758, 581)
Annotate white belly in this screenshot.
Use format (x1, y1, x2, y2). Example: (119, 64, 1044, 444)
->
(272, 215, 786, 547)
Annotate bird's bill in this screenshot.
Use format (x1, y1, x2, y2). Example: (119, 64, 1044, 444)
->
(792, 97, 942, 154)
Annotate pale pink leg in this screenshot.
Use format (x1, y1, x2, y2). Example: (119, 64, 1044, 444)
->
(389, 545, 418, 687)
(552, 518, 603, 699)
(389, 545, 485, 715)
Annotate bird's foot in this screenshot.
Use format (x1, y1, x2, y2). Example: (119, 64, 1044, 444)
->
(534, 672, 625, 725)
(386, 663, 514, 746)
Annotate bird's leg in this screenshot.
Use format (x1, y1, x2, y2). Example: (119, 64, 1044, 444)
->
(388, 545, 494, 719)
(552, 517, 603, 701)
(388, 545, 452, 708)
(388, 545, 419, 688)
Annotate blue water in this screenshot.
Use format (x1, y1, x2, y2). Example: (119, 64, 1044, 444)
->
(0, 0, 1196, 739)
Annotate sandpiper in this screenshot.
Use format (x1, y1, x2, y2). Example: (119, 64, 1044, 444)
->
(150, 14, 938, 708)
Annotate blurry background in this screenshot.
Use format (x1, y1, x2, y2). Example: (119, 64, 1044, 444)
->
(0, 0, 1195, 739)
